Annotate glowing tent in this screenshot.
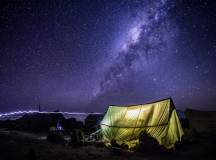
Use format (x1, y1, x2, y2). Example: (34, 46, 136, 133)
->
(100, 98, 184, 149)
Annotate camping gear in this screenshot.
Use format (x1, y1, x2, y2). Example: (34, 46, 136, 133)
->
(138, 132, 161, 152)
(100, 98, 184, 149)
(57, 120, 63, 131)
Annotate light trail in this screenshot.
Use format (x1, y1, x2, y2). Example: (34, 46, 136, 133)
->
(0, 110, 103, 118)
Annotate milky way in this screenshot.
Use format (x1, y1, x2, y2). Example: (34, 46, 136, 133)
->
(91, 0, 179, 108)
(0, 0, 216, 112)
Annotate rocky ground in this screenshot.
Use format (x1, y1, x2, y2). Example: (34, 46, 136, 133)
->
(0, 129, 215, 160)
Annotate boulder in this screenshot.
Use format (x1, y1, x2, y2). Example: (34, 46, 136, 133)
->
(15, 113, 65, 132)
(84, 114, 104, 133)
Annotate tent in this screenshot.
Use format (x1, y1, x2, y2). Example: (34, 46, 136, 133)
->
(100, 98, 184, 149)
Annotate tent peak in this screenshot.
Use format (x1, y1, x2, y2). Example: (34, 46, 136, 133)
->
(109, 97, 173, 107)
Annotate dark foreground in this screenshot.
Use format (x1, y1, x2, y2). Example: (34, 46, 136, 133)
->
(0, 129, 215, 160)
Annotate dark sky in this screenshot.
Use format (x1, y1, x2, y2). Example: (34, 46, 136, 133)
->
(0, 0, 216, 112)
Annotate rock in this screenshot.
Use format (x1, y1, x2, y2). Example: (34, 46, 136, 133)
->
(14, 113, 65, 132)
(63, 118, 84, 131)
(0, 112, 84, 133)
(84, 114, 104, 133)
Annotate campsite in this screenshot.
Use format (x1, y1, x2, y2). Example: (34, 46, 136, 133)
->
(0, 98, 216, 160)
(1, 0, 216, 159)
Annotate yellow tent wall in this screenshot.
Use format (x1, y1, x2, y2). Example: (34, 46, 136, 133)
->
(100, 98, 184, 149)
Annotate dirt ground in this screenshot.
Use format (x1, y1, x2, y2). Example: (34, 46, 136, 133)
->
(0, 129, 215, 160)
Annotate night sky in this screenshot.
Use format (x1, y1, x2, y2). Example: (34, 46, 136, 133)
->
(0, 0, 216, 112)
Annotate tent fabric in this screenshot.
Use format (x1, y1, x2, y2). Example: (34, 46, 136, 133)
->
(100, 98, 184, 149)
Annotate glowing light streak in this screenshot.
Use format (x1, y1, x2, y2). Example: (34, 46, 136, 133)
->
(0, 110, 103, 118)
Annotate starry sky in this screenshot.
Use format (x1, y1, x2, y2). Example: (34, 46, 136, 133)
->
(0, 0, 216, 112)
